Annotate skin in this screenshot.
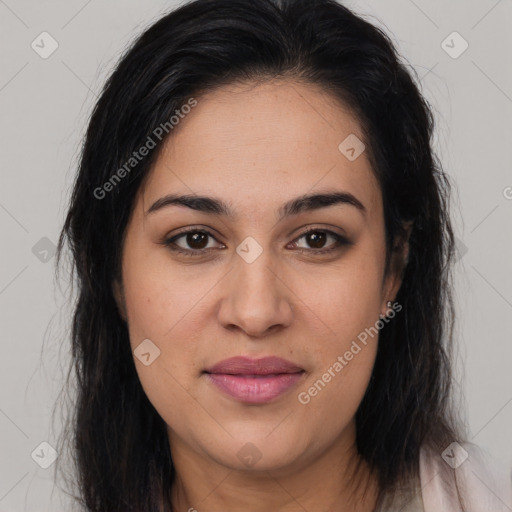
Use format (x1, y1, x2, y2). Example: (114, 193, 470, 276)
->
(114, 79, 409, 512)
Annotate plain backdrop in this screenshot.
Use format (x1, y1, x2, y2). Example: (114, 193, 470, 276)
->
(0, 0, 511, 510)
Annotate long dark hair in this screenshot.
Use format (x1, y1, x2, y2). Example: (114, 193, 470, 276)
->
(55, 0, 464, 509)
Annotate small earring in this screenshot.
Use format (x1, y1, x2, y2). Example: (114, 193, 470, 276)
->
(380, 301, 393, 319)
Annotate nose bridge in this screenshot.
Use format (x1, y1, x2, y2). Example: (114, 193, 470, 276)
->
(234, 236, 281, 305)
(219, 236, 293, 336)
(236, 241, 277, 295)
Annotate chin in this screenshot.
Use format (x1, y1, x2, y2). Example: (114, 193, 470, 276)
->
(205, 428, 311, 472)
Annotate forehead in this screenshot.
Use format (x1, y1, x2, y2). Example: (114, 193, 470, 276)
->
(141, 79, 381, 223)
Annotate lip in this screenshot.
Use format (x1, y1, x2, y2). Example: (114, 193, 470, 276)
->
(204, 356, 305, 404)
(205, 356, 304, 375)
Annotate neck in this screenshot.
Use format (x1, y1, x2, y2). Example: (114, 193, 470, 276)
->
(168, 422, 379, 512)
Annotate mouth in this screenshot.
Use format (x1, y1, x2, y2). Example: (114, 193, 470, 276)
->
(203, 356, 305, 404)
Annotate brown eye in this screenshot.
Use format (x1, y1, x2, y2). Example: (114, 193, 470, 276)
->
(162, 227, 351, 258)
(304, 231, 327, 249)
(163, 229, 221, 254)
(291, 229, 351, 254)
(182, 231, 209, 250)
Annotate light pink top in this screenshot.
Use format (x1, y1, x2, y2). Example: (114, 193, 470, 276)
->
(380, 443, 512, 511)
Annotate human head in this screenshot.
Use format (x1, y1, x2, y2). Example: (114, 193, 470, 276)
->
(57, 0, 459, 509)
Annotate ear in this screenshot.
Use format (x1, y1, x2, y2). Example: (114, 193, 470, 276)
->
(112, 279, 128, 322)
(381, 220, 413, 315)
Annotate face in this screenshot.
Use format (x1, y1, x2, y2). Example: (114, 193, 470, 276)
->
(115, 79, 406, 475)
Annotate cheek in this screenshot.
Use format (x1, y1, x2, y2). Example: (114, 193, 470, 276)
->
(292, 250, 383, 423)
(301, 250, 385, 346)
(120, 246, 224, 423)
(123, 270, 208, 379)
(122, 244, 211, 348)
(296, 345, 377, 446)
(122, 265, 206, 431)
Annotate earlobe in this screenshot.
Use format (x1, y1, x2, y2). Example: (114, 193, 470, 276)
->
(401, 222, 413, 287)
(401, 220, 413, 269)
(381, 220, 413, 316)
(112, 279, 128, 322)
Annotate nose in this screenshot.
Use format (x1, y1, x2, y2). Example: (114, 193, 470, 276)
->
(217, 247, 294, 338)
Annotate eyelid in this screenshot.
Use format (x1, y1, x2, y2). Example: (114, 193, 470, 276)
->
(161, 225, 352, 256)
(162, 226, 225, 252)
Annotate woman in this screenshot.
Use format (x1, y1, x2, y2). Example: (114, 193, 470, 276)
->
(55, 0, 511, 510)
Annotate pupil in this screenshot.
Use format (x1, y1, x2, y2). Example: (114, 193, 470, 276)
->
(308, 232, 325, 249)
(188, 232, 208, 249)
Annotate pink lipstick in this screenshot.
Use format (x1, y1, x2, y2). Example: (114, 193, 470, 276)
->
(204, 356, 305, 404)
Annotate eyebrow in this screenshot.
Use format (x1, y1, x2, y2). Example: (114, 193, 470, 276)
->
(146, 190, 367, 221)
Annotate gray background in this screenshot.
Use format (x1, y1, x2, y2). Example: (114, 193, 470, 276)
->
(0, 0, 511, 510)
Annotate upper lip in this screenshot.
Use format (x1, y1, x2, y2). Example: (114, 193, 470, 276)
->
(204, 356, 304, 375)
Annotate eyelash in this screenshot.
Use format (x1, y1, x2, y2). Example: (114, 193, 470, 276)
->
(161, 227, 351, 257)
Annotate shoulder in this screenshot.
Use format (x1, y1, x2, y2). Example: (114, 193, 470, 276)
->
(419, 442, 512, 511)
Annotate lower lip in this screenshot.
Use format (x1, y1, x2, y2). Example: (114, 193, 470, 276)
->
(205, 372, 304, 404)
